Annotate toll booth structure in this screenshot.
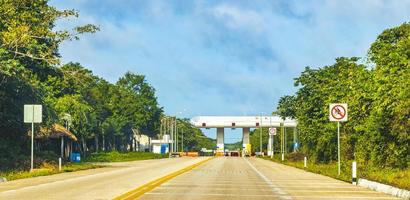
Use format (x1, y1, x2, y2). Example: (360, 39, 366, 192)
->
(190, 116, 297, 156)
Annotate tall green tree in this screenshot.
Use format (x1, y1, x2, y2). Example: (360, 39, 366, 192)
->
(290, 57, 371, 163)
(0, 0, 97, 169)
(0, 0, 98, 68)
(365, 23, 410, 168)
(276, 95, 297, 120)
(116, 72, 163, 137)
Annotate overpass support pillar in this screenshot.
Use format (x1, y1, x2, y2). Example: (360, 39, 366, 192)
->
(242, 127, 250, 156)
(216, 128, 224, 153)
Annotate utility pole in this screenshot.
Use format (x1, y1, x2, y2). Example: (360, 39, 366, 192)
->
(170, 117, 173, 153)
(281, 121, 284, 161)
(175, 118, 178, 152)
(259, 113, 262, 155)
(293, 126, 297, 152)
(173, 117, 178, 152)
(269, 116, 273, 158)
(160, 118, 163, 137)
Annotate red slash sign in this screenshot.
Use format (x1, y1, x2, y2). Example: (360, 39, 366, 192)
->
(331, 105, 346, 120)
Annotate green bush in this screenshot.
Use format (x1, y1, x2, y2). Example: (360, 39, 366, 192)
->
(287, 152, 306, 162)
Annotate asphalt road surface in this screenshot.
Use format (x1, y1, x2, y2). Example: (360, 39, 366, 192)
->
(138, 157, 400, 200)
(0, 157, 207, 200)
(0, 157, 401, 200)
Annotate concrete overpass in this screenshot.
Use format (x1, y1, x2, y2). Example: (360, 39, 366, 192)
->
(190, 116, 297, 154)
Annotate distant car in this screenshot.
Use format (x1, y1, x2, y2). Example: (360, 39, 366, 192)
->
(171, 152, 180, 157)
(230, 151, 240, 157)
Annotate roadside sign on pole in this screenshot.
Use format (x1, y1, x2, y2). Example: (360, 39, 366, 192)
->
(269, 127, 277, 136)
(329, 103, 348, 122)
(329, 103, 347, 176)
(24, 104, 42, 172)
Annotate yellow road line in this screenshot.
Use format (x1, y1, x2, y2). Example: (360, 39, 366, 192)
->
(114, 157, 213, 200)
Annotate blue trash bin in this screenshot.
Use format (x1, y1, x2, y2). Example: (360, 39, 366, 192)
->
(70, 152, 81, 162)
(160, 144, 168, 154)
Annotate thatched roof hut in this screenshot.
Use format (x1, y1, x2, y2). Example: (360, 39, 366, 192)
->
(36, 124, 77, 141)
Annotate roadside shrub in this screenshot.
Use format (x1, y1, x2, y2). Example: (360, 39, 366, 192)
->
(287, 152, 306, 162)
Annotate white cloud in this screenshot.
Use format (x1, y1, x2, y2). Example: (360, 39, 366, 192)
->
(212, 4, 266, 33)
(51, 0, 410, 143)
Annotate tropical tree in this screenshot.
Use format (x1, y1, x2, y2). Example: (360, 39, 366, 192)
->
(365, 23, 410, 168)
(0, 0, 97, 169)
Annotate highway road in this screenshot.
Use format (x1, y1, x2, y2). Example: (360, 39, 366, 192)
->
(0, 157, 401, 200)
(139, 157, 400, 200)
(0, 157, 207, 200)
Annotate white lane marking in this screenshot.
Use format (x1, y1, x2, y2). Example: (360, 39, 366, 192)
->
(146, 192, 401, 200)
(157, 187, 380, 194)
(155, 187, 276, 191)
(145, 192, 281, 197)
(281, 196, 399, 199)
(161, 183, 272, 187)
(243, 157, 293, 200)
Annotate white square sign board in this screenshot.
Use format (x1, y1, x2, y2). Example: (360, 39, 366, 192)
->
(24, 105, 42, 123)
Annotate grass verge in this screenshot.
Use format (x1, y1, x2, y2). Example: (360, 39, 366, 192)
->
(0, 162, 102, 181)
(84, 151, 168, 162)
(262, 154, 410, 190)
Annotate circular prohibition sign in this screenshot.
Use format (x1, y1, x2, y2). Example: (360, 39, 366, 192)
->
(331, 105, 346, 120)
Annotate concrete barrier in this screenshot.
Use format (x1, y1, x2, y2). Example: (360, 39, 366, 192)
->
(358, 178, 410, 200)
(186, 152, 199, 157)
(215, 152, 224, 157)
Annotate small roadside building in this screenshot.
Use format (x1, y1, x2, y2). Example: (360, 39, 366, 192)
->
(151, 134, 173, 154)
(130, 129, 151, 152)
(35, 124, 77, 159)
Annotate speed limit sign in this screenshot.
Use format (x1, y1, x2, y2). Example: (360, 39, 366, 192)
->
(269, 127, 277, 136)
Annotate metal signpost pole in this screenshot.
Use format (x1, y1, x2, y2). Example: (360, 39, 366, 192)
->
(31, 111, 34, 172)
(338, 121, 340, 175)
(270, 134, 273, 159)
(329, 103, 347, 176)
(272, 130, 274, 157)
(259, 115, 262, 155)
(26, 105, 42, 172)
(284, 127, 286, 156)
(281, 122, 284, 161)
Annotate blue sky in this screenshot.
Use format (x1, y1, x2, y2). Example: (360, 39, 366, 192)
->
(50, 0, 410, 143)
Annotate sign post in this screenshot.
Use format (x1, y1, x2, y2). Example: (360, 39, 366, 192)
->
(24, 105, 42, 172)
(329, 103, 348, 175)
(268, 127, 276, 158)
